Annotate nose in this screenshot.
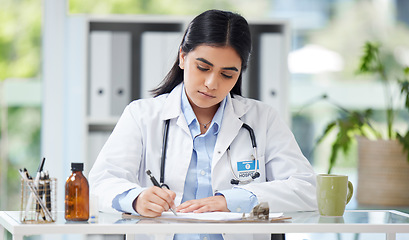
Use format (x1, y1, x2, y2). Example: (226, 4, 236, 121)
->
(204, 73, 218, 90)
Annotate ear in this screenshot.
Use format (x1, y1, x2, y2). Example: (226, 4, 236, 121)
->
(179, 48, 186, 69)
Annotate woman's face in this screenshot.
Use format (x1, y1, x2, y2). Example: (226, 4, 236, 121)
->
(179, 45, 242, 112)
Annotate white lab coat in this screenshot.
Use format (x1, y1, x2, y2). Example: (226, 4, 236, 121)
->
(89, 83, 317, 240)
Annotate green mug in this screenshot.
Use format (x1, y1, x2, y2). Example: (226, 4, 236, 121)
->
(316, 174, 353, 217)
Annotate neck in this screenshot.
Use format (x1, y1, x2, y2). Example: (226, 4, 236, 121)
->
(190, 102, 219, 134)
(196, 104, 218, 118)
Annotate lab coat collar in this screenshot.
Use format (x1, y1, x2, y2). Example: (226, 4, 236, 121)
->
(160, 83, 192, 136)
(161, 83, 183, 121)
(228, 93, 250, 118)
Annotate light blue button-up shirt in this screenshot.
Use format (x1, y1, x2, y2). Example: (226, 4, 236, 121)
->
(175, 88, 257, 240)
(112, 87, 258, 240)
(174, 89, 223, 240)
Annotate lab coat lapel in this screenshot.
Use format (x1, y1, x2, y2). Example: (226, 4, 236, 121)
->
(211, 94, 249, 169)
(161, 83, 190, 135)
(161, 83, 182, 120)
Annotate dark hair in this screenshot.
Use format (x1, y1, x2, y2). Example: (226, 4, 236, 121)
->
(151, 9, 252, 97)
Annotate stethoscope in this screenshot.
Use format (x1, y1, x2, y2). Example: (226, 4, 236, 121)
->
(159, 119, 260, 188)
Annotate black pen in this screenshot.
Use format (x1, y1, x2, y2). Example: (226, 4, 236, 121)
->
(146, 170, 177, 216)
(44, 170, 51, 211)
(36, 172, 46, 220)
(23, 168, 32, 179)
(33, 157, 46, 187)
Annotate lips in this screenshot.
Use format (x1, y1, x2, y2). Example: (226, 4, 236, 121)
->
(198, 91, 216, 98)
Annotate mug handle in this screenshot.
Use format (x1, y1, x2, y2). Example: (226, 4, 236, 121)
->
(346, 181, 354, 204)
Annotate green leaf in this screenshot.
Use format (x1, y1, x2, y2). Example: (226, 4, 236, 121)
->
(316, 121, 337, 144)
(337, 120, 352, 153)
(397, 132, 409, 163)
(400, 80, 409, 111)
(404, 67, 409, 76)
(327, 143, 340, 174)
(356, 41, 382, 75)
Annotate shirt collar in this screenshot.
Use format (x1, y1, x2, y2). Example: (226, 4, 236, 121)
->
(181, 85, 226, 135)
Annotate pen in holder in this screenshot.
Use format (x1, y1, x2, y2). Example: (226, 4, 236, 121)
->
(20, 177, 57, 223)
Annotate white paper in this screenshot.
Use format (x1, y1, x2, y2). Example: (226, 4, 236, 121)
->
(159, 212, 283, 221)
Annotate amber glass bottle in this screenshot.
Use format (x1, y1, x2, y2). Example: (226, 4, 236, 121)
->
(65, 162, 89, 221)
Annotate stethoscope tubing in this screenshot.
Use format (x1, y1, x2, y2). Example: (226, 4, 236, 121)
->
(241, 123, 257, 148)
(160, 119, 170, 185)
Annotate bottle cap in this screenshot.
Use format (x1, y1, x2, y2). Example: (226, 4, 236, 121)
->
(71, 162, 84, 171)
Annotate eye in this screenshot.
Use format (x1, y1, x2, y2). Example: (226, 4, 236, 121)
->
(197, 65, 209, 72)
(221, 73, 233, 79)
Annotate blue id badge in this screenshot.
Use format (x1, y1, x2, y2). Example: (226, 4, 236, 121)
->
(237, 160, 259, 171)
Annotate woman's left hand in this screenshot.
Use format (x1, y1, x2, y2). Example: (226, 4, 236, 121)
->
(175, 195, 229, 213)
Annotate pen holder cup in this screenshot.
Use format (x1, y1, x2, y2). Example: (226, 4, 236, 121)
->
(20, 178, 57, 223)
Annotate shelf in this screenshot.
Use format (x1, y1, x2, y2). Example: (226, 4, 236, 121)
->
(87, 117, 119, 132)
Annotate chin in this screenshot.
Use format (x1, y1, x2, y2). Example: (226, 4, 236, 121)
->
(192, 101, 215, 109)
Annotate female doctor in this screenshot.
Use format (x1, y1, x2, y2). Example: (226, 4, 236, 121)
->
(89, 9, 317, 240)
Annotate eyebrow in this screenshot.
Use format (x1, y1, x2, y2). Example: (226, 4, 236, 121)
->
(196, 58, 239, 72)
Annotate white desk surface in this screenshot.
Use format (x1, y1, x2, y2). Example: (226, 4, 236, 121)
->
(1, 210, 409, 239)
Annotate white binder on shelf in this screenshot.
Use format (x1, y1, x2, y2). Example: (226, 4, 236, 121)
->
(260, 33, 287, 119)
(110, 32, 131, 116)
(141, 31, 182, 99)
(89, 31, 131, 119)
(89, 31, 111, 118)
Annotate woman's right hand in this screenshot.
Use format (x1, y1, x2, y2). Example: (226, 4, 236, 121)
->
(134, 186, 176, 217)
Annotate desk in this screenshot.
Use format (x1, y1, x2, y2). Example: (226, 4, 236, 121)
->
(1, 210, 409, 240)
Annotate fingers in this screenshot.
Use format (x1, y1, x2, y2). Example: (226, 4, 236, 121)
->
(134, 186, 176, 217)
(175, 195, 229, 213)
(163, 188, 177, 208)
(177, 201, 210, 213)
(135, 189, 228, 216)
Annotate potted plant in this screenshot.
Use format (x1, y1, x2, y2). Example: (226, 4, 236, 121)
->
(316, 41, 409, 206)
